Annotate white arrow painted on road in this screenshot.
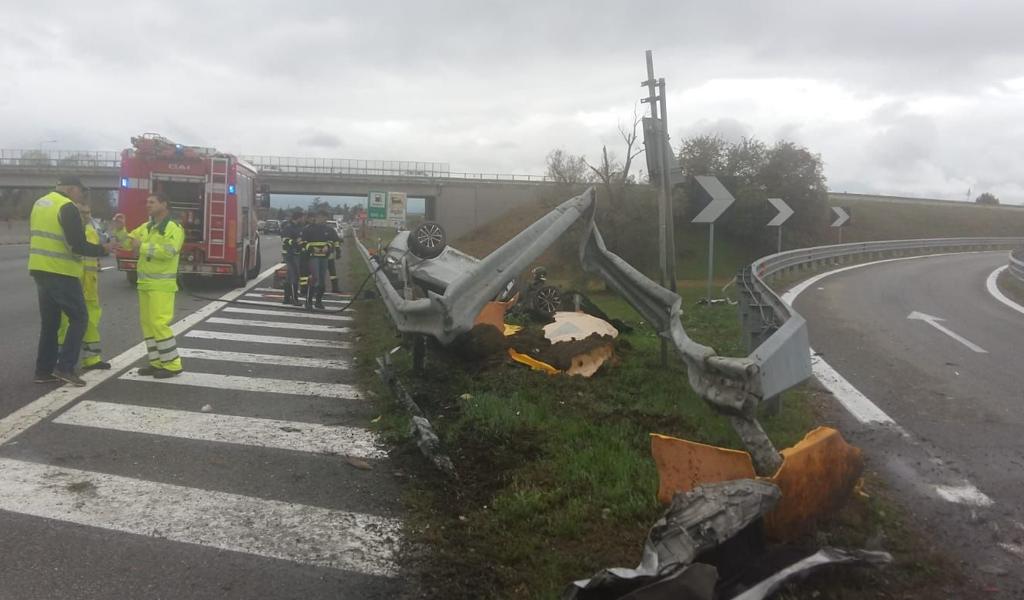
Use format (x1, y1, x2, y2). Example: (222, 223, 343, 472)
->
(692, 175, 736, 224)
(907, 311, 988, 353)
(766, 197, 794, 226)
(831, 206, 850, 227)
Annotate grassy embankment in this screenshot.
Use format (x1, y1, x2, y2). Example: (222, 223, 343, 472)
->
(347, 217, 959, 598)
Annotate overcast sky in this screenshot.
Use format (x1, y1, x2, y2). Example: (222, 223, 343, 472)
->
(4, 0, 1024, 204)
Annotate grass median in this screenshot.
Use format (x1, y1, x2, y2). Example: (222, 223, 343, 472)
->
(347, 241, 960, 599)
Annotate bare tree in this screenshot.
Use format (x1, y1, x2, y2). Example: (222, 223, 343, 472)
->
(584, 105, 645, 203)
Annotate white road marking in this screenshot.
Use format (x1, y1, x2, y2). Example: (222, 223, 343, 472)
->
(222, 307, 353, 322)
(185, 330, 351, 349)
(934, 483, 994, 507)
(255, 287, 351, 298)
(998, 542, 1024, 562)
(245, 294, 350, 305)
(906, 311, 988, 353)
(809, 354, 900, 426)
(206, 316, 349, 333)
(120, 370, 362, 399)
(986, 266, 1024, 316)
(177, 347, 349, 369)
(238, 299, 355, 311)
(0, 263, 285, 447)
(100, 266, 115, 271)
(0, 458, 399, 576)
(54, 401, 384, 458)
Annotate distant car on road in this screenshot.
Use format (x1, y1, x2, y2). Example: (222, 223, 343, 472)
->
(265, 219, 281, 234)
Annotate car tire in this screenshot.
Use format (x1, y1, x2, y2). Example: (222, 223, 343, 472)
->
(408, 222, 446, 260)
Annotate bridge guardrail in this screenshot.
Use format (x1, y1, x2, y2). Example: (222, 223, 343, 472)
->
(0, 149, 552, 184)
(1009, 248, 1024, 284)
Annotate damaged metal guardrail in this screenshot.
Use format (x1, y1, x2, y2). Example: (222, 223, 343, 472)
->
(1009, 248, 1024, 284)
(357, 188, 1024, 476)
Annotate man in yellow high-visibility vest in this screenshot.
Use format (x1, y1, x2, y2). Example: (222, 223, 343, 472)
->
(111, 192, 185, 378)
(28, 176, 109, 387)
(57, 197, 110, 370)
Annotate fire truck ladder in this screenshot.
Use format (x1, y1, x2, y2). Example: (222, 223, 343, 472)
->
(206, 156, 230, 260)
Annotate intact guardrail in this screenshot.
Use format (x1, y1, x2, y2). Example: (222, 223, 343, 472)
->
(1010, 248, 1024, 284)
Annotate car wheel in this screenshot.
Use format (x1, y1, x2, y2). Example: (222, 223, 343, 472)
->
(531, 285, 562, 316)
(408, 222, 446, 260)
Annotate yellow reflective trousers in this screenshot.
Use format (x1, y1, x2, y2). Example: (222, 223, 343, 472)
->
(140, 290, 182, 372)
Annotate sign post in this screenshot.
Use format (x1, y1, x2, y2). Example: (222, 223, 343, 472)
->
(692, 175, 736, 303)
(766, 197, 794, 253)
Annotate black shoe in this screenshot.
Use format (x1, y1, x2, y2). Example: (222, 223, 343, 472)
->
(138, 366, 163, 376)
(292, 297, 303, 307)
(34, 373, 59, 384)
(53, 370, 86, 387)
(83, 361, 112, 371)
(153, 369, 182, 379)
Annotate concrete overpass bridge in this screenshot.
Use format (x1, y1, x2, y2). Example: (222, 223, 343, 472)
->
(0, 149, 558, 240)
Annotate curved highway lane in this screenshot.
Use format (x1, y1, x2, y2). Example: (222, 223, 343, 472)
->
(794, 251, 1024, 592)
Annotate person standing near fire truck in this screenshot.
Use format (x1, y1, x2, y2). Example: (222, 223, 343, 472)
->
(28, 176, 109, 386)
(299, 210, 340, 310)
(279, 209, 304, 306)
(57, 195, 110, 370)
(111, 192, 185, 377)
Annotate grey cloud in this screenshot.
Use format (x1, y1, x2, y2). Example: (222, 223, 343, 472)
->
(299, 133, 344, 148)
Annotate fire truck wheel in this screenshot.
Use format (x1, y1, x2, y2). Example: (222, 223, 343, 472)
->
(238, 253, 250, 286)
(126, 271, 138, 286)
(408, 222, 446, 260)
(247, 244, 261, 279)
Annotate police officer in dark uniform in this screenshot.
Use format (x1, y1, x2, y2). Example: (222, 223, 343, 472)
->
(279, 209, 304, 306)
(299, 210, 340, 310)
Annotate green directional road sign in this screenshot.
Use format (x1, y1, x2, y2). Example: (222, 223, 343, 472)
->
(368, 191, 387, 220)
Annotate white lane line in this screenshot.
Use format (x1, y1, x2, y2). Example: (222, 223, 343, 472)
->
(906, 311, 988, 353)
(934, 483, 994, 507)
(809, 354, 899, 426)
(255, 287, 351, 298)
(986, 266, 1024, 316)
(186, 330, 350, 349)
(222, 307, 353, 322)
(177, 348, 349, 369)
(119, 370, 362, 399)
(0, 457, 399, 576)
(0, 263, 285, 447)
(206, 316, 350, 333)
(53, 401, 384, 458)
(238, 299, 356, 311)
(245, 294, 349, 305)
(100, 266, 115, 271)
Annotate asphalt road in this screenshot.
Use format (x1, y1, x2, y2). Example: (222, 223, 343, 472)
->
(1, 241, 279, 421)
(796, 251, 1024, 593)
(0, 236, 410, 599)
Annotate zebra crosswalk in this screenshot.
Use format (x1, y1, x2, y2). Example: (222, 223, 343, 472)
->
(0, 273, 405, 592)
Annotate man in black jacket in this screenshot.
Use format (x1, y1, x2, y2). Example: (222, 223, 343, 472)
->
(27, 176, 109, 386)
(279, 209, 304, 305)
(299, 210, 340, 310)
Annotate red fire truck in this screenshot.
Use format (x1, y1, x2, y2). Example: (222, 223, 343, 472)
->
(116, 134, 265, 285)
